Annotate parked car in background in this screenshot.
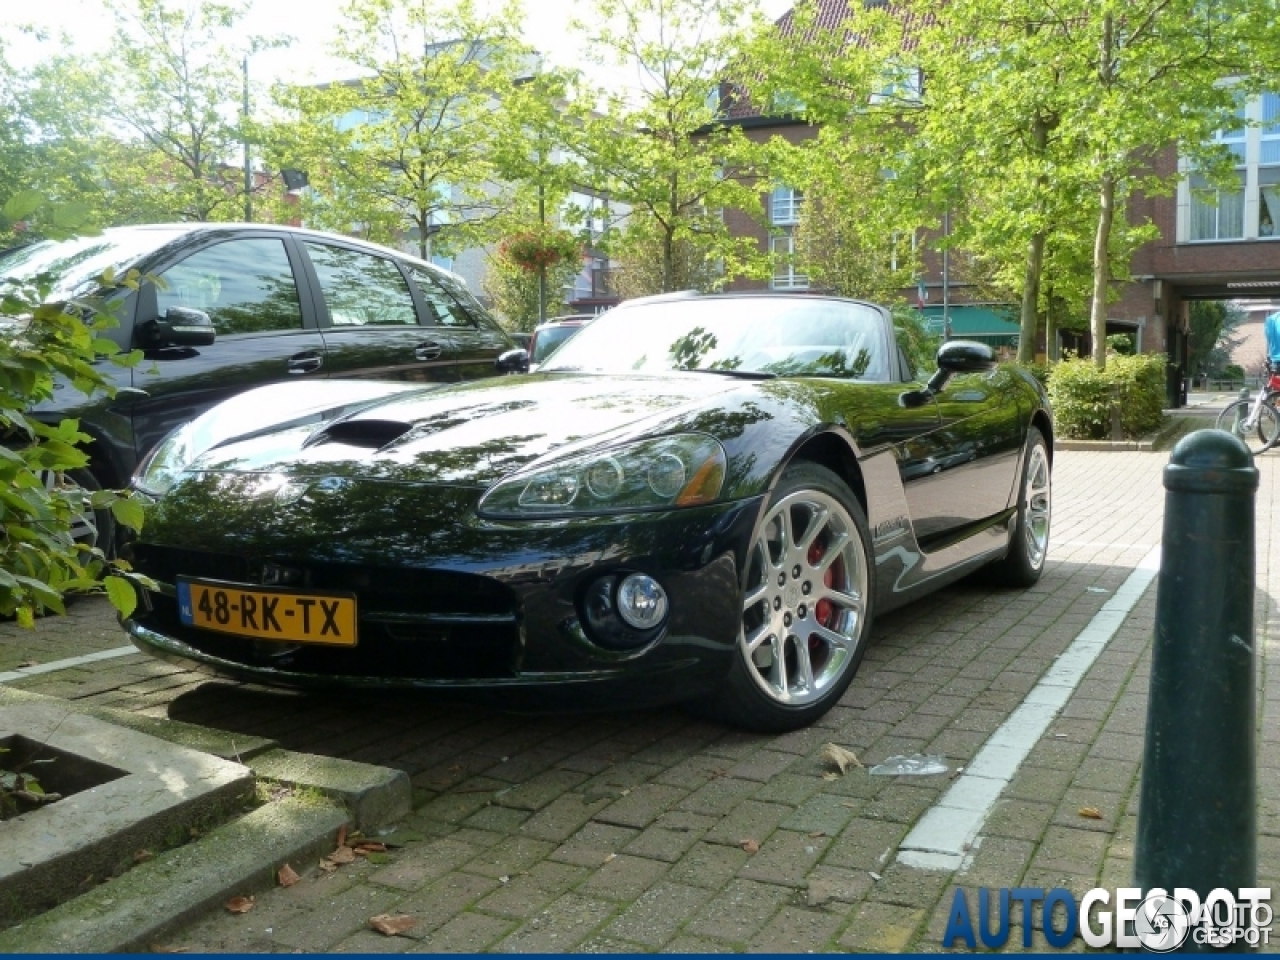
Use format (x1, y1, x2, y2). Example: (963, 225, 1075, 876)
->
(126, 292, 1052, 731)
(528, 314, 596, 369)
(0, 224, 523, 549)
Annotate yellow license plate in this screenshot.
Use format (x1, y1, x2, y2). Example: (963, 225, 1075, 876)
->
(177, 578, 358, 646)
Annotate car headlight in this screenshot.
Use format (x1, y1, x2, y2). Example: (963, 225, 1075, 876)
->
(478, 434, 727, 518)
(132, 421, 197, 497)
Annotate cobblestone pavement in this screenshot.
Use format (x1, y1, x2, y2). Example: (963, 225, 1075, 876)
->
(3, 448, 1278, 952)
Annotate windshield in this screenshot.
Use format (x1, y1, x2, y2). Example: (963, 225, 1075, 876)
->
(0, 228, 187, 301)
(531, 324, 582, 364)
(542, 296, 889, 380)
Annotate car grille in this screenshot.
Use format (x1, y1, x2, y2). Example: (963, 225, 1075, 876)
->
(133, 545, 521, 680)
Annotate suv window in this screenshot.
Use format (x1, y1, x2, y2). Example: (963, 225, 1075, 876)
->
(306, 242, 419, 327)
(409, 266, 475, 327)
(157, 238, 303, 335)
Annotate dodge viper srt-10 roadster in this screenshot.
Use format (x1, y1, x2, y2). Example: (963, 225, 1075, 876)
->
(125, 292, 1052, 731)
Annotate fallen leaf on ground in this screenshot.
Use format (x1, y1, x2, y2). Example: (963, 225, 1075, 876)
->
(365, 852, 390, 865)
(277, 863, 300, 887)
(224, 896, 255, 915)
(318, 860, 338, 873)
(336, 824, 348, 849)
(369, 914, 418, 936)
(869, 871, 882, 882)
(820, 743, 863, 774)
(603, 853, 617, 864)
(741, 839, 760, 853)
(149, 944, 189, 953)
(1078, 806, 1103, 820)
(808, 831, 826, 838)
(822, 772, 840, 781)
(354, 842, 387, 854)
(16, 660, 37, 668)
(327, 846, 357, 866)
(840, 801, 859, 809)
(133, 849, 153, 864)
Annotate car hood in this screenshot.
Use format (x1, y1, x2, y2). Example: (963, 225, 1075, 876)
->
(181, 373, 744, 487)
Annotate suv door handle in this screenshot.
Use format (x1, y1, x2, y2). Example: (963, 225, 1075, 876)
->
(287, 351, 324, 375)
(415, 341, 444, 361)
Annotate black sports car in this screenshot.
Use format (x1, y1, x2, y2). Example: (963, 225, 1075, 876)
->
(126, 292, 1052, 731)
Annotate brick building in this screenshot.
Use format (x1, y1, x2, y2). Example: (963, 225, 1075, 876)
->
(722, 1, 1280, 388)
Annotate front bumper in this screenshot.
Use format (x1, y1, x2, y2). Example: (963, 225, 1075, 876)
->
(127, 494, 764, 710)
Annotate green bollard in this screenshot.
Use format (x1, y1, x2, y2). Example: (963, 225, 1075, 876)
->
(1135, 430, 1258, 950)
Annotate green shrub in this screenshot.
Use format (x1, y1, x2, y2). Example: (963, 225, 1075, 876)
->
(1105, 333, 1135, 355)
(1047, 354, 1167, 439)
(0, 192, 152, 624)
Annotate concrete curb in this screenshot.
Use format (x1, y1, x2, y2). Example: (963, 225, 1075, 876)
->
(1056, 438, 1154, 451)
(0, 794, 348, 954)
(251, 748, 411, 832)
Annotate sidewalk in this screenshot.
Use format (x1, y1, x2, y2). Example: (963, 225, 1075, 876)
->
(1, 447, 1277, 952)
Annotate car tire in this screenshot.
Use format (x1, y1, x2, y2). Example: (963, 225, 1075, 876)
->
(711, 462, 874, 733)
(985, 427, 1050, 588)
(39, 467, 116, 560)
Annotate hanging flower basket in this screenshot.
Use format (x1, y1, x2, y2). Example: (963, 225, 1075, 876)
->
(500, 229, 583, 274)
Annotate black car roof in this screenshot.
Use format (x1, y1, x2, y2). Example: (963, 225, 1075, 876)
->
(103, 223, 455, 280)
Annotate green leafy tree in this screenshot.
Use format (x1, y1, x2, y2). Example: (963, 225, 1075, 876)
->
(783, 133, 920, 304)
(89, 0, 285, 223)
(270, 0, 535, 259)
(574, 0, 770, 295)
(1069, 2, 1280, 368)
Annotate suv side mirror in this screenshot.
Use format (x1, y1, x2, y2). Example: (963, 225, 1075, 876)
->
(495, 348, 529, 374)
(149, 306, 216, 347)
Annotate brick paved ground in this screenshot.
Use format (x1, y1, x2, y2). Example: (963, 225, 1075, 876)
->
(2, 448, 1277, 952)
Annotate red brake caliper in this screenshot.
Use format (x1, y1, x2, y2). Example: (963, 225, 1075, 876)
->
(807, 538, 839, 650)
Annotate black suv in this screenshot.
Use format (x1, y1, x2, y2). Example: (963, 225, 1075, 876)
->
(1, 224, 524, 545)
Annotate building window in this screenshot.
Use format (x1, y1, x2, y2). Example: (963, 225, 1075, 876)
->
(770, 187, 803, 226)
(770, 233, 807, 290)
(1261, 93, 1280, 164)
(1189, 173, 1245, 240)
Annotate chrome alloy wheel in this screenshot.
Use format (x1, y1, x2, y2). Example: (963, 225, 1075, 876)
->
(739, 489, 869, 706)
(1022, 443, 1051, 570)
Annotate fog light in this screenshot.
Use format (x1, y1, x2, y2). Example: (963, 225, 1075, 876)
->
(617, 574, 668, 629)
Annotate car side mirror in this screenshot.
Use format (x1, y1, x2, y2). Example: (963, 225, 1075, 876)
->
(149, 306, 216, 347)
(926, 340, 996, 393)
(495, 348, 529, 374)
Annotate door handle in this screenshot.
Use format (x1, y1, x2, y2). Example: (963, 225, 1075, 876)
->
(287, 352, 323, 375)
(415, 341, 444, 361)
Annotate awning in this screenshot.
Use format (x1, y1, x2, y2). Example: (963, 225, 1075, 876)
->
(919, 305, 1021, 338)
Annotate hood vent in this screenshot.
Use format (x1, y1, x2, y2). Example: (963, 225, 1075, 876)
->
(306, 418, 414, 450)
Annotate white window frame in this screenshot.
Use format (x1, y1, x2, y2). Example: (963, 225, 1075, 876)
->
(770, 187, 803, 226)
(1178, 92, 1280, 242)
(770, 232, 808, 290)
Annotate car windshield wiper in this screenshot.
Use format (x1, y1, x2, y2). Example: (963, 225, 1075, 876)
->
(687, 367, 777, 380)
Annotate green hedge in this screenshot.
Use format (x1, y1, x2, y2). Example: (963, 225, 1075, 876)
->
(1047, 354, 1167, 440)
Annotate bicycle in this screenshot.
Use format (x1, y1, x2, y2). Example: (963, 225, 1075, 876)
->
(1215, 362, 1280, 454)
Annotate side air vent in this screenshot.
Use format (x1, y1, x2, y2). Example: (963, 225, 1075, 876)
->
(306, 419, 413, 450)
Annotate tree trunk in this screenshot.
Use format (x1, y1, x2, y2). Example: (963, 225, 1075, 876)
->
(1089, 171, 1116, 368)
(1018, 230, 1046, 364)
(1089, 12, 1116, 370)
(1045, 284, 1059, 363)
(662, 228, 675, 292)
(1017, 114, 1051, 365)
